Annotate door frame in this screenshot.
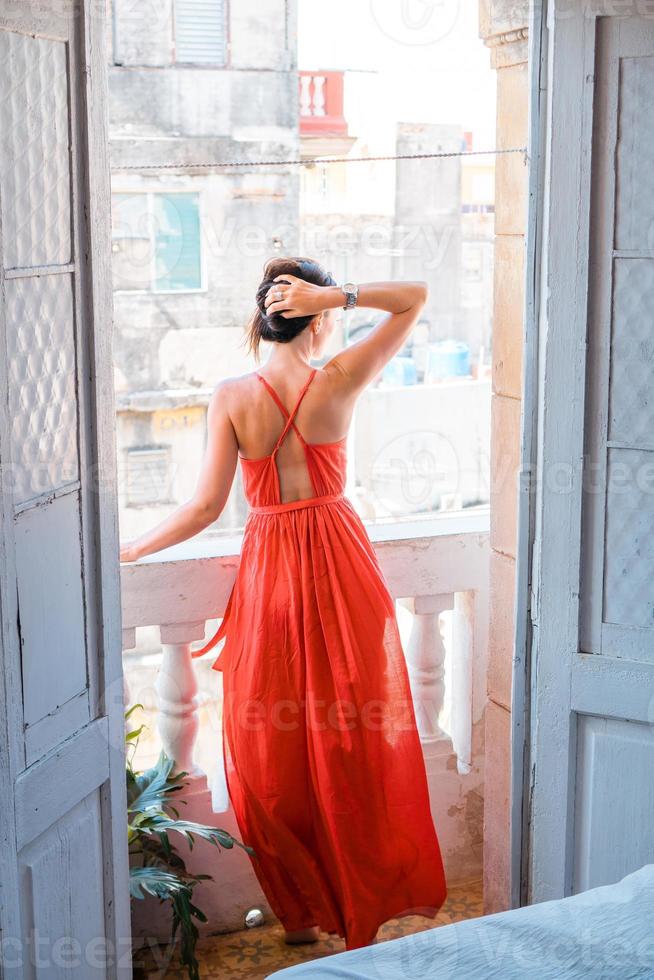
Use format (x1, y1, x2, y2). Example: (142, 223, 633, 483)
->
(509, 0, 548, 908)
(81, 0, 133, 965)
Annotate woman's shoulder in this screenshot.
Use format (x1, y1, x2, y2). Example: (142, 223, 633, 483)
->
(212, 370, 260, 393)
(209, 371, 261, 411)
(207, 373, 265, 437)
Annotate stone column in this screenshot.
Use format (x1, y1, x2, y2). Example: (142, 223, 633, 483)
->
(479, 0, 530, 915)
(401, 594, 455, 752)
(156, 621, 208, 776)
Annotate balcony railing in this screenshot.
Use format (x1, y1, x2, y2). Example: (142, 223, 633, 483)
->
(299, 70, 348, 136)
(121, 511, 489, 939)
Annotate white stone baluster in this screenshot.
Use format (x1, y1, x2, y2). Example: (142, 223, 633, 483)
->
(451, 590, 475, 774)
(312, 74, 326, 116)
(299, 73, 313, 116)
(157, 620, 207, 775)
(400, 594, 454, 754)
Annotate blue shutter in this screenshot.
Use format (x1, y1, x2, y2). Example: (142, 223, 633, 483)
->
(174, 0, 226, 65)
(153, 193, 202, 292)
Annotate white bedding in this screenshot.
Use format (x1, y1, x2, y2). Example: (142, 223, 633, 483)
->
(269, 865, 654, 979)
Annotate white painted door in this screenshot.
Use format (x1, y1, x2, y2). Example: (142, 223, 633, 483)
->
(0, 2, 131, 976)
(528, 1, 654, 900)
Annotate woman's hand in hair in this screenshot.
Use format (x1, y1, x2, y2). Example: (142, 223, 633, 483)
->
(265, 274, 340, 319)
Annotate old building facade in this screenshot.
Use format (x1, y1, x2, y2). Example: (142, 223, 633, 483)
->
(108, 0, 300, 535)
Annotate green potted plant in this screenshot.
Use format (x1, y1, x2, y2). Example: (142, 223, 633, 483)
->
(126, 706, 252, 980)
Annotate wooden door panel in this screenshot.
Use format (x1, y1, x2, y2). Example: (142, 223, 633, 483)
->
(19, 795, 107, 977)
(574, 714, 654, 892)
(15, 717, 110, 851)
(6, 274, 80, 506)
(0, 31, 73, 271)
(607, 260, 654, 450)
(581, 16, 654, 659)
(0, 1, 131, 972)
(574, 15, 654, 890)
(15, 493, 87, 715)
(614, 55, 654, 251)
(529, 5, 654, 903)
(604, 447, 654, 631)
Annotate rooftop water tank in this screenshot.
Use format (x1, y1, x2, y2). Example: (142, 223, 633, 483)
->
(382, 355, 418, 386)
(426, 340, 470, 382)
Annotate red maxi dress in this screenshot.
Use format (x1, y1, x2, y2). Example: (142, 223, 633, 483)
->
(195, 368, 447, 950)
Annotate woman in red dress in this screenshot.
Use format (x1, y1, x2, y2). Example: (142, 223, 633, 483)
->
(120, 258, 447, 950)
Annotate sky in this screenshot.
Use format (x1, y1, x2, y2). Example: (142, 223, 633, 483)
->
(298, 0, 497, 148)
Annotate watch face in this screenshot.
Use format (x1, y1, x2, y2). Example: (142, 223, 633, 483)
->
(343, 282, 355, 292)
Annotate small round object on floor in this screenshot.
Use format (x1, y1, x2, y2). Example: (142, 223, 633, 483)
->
(245, 908, 265, 929)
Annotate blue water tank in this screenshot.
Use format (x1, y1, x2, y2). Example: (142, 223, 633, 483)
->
(382, 355, 418, 386)
(427, 340, 470, 381)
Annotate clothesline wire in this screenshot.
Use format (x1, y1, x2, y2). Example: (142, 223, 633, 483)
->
(118, 146, 528, 172)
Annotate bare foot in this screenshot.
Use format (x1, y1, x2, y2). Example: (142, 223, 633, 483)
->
(284, 926, 320, 944)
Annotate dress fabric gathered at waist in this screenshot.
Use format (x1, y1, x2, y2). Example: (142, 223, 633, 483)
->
(248, 491, 345, 515)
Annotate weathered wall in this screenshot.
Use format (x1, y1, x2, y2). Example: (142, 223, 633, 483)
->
(108, 0, 300, 394)
(110, 171, 299, 394)
(107, 0, 301, 539)
(393, 123, 463, 336)
(479, 0, 530, 914)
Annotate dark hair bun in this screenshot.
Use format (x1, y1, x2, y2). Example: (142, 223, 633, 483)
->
(246, 257, 336, 357)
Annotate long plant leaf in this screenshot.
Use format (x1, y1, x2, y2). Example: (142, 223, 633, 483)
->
(129, 866, 190, 901)
(136, 814, 252, 853)
(127, 752, 187, 812)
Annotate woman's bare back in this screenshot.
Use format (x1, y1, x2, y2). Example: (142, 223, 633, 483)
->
(224, 363, 355, 503)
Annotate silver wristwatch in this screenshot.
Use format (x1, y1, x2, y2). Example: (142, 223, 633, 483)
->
(341, 282, 359, 311)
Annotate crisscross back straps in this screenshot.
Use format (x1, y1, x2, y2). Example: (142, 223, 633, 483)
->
(256, 368, 318, 454)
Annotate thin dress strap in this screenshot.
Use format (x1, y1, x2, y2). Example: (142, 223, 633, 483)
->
(256, 368, 317, 454)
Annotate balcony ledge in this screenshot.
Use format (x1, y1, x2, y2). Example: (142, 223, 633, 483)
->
(130, 506, 489, 564)
(121, 508, 490, 636)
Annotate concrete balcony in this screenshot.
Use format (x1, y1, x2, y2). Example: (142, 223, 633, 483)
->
(299, 70, 356, 158)
(299, 71, 348, 136)
(121, 510, 489, 942)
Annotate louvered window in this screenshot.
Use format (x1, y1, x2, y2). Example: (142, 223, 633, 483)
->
(174, 0, 227, 65)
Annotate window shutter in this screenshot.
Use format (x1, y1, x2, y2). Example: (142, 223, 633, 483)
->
(174, 0, 226, 65)
(154, 193, 202, 292)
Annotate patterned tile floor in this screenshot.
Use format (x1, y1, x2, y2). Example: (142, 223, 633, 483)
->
(136, 878, 483, 979)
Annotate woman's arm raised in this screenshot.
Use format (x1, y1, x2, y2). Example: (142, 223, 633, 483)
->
(265, 276, 428, 391)
(119, 383, 238, 562)
(327, 281, 427, 389)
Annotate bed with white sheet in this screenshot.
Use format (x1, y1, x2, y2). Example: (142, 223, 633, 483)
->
(269, 865, 654, 979)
